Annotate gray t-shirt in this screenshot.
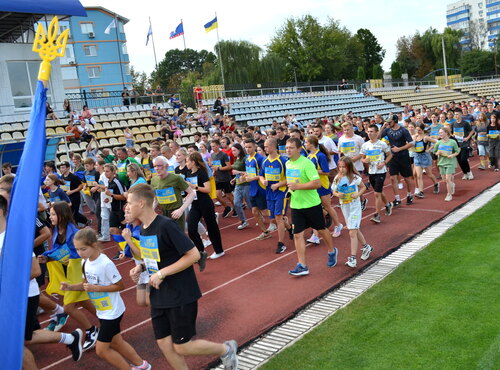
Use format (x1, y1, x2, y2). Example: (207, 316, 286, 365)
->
(211, 151, 231, 182)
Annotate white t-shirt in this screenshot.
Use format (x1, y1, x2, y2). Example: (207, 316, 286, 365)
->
(338, 134, 365, 172)
(99, 173, 112, 208)
(360, 140, 391, 175)
(318, 136, 338, 170)
(332, 174, 363, 205)
(166, 155, 178, 172)
(0, 231, 39, 297)
(83, 253, 125, 320)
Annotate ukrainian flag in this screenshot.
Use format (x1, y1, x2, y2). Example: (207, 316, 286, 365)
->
(204, 16, 218, 32)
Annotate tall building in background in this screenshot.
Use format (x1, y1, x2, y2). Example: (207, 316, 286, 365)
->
(446, 0, 500, 50)
(60, 6, 132, 96)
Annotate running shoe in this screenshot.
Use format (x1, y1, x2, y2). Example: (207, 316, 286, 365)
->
(361, 244, 374, 260)
(215, 212, 220, 224)
(306, 234, 320, 245)
(132, 360, 152, 370)
(288, 263, 309, 276)
(255, 231, 271, 240)
(398, 182, 404, 190)
(392, 199, 401, 207)
(327, 248, 338, 268)
(202, 239, 212, 248)
(495, 168, 500, 172)
(83, 326, 98, 351)
(345, 256, 357, 268)
(478, 165, 486, 170)
(221, 340, 238, 370)
(267, 223, 277, 232)
(461, 174, 468, 180)
(214, 201, 221, 206)
(222, 207, 232, 218)
(231, 209, 238, 217)
(445, 194, 453, 202)
(406, 194, 414, 205)
(415, 191, 424, 199)
(54, 313, 69, 332)
(209, 252, 225, 259)
(111, 251, 122, 261)
(385, 203, 393, 216)
(97, 236, 110, 242)
(365, 182, 371, 190)
(275, 242, 286, 254)
(287, 226, 294, 240)
(467, 172, 474, 180)
(433, 183, 440, 194)
(198, 251, 208, 272)
(237, 221, 249, 230)
(67, 329, 83, 361)
(332, 223, 343, 238)
(370, 214, 381, 223)
(46, 318, 57, 331)
(361, 198, 368, 211)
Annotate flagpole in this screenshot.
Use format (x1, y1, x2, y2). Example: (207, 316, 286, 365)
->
(181, 19, 187, 51)
(149, 16, 158, 69)
(214, 12, 226, 90)
(113, 15, 125, 87)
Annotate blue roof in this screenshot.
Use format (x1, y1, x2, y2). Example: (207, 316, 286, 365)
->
(0, 0, 87, 16)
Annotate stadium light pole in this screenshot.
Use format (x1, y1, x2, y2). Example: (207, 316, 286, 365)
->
(442, 36, 449, 86)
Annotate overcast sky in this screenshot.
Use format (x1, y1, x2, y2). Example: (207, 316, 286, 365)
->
(81, 0, 450, 77)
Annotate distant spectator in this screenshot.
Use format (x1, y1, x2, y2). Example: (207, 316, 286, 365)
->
(77, 120, 93, 142)
(121, 87, 130, 106)
(213, 96, 225, 115)
(62, 99, 72, 117)
(80, 105, 96, 127)
(414, 85, 421, 93)
(150, 106, 161, 122)
(168, 94, 181, 109)
(2, 162, 13, 176)
(65, 120, 80, 143)
(129, 88, 139, 105)
(46, 102, 58, 121)
(340, 79, 348, 90)
(124, 127, 135, 148)
(194, 85, 203, 105)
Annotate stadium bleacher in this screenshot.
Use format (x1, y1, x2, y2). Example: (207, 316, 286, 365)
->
(452, 79, 500, 98)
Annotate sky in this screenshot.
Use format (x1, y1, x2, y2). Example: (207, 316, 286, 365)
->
(81, 0, 451, 77)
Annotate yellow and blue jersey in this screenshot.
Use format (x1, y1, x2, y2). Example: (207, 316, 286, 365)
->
(260, 155, 287, 199)
(307, 150, 331, 196)
(245, 153, 266, 197)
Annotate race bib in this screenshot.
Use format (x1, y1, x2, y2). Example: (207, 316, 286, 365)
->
(185, 177, 198, 200)
(477, 132, 487, 142)
(286, 168, 300, 184)
(88, 292, 112, 311)
(415, 141, 425, 153)
(264, 167, 280, 182)
(381, 136, 390, 145)
(85, 175, 96, 187)
(60, 182, 70, 192)
(143, 258, 159, 275)
(155, 187, 176, 204)
(365, 149, 382, 162)
(430, 128, 440, 139)
(488, 130, 499, 139)
(439, 144, 453, 157)
(340, 141, 355, 154)
(338, 184, 356, 204)
(278, 145, 286, 154)
(246, 167, 257, 178)
(212, 160, 222, 168)
(167, 165, 175, 174)
(49, 196, 61, 203)
(453, 127, 464, 142)
(235, 173, 244, 185)
(117, 162, 127, 173)
(140, 235, 160, 261)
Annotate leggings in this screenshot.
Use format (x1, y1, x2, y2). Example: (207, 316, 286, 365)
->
(457, 146, 471, 174)
(71, 195, 88, 225)
(188, 200, 223, 254)
(489, 140, 500, 169)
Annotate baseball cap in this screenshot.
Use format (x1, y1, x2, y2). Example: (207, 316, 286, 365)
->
(385, 114, 398, 123)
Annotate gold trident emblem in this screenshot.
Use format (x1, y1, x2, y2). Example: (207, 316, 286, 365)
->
(32, 17, 69, 82)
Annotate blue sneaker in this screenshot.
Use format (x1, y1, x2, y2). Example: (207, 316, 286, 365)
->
(288, 263, 309, 276)
(54, 313, 69, 332)
(46, 318, 57, 331)
(327, 248, 338, 268)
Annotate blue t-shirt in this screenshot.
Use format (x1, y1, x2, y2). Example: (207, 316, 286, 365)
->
(130, 177, 147, 188)
(49, 187, 71, 204)
(245, 153, 266, 197)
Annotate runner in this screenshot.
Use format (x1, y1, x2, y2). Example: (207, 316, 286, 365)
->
(451, 111, 474, 180)
(412, 123, 439, 198)
(332, 157, 374, 268)
(230, 143, 251, 230)
(127, 184, 238, 369)
(433, 127, 460, 201)
(211, 139, 234, 218)
(58, 161, 89, 226)
(285, 138, 338, 276)
(360, 124, 393, 223)
(487, 112, 499, 171)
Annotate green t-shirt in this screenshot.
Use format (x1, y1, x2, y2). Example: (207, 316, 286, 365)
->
(104, 154, 115, 164)
(433, 139, 460, 167)
(116, 157, 139, 186)
(151, 173, 188, 212)
(233, 157, 248, 186)
(285, 155, 321, 209)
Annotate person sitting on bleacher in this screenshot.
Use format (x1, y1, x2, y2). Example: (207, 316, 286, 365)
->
(77, 120, 93, 142)
(65, 120, 81, 143)
(169, 94, 181, 109)
(80, 105, 96, 127)
(150, 106, 161, 123)
(213, 97, 224, 115)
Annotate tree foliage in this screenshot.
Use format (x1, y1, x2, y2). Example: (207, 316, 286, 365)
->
(355, 28, 385, 79)
(356, 66, 366, 81)
(372, 64, 384, 79)
(460, 50, 495, 76)
(130, 66, 149, 91)
(391, 61, 402, 79)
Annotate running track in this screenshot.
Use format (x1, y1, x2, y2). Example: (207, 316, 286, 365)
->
(33, 158, 499, 369)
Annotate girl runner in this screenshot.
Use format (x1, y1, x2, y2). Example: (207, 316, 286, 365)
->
(44, 174, 71, 206)
(433, 127, 460, 201)
(412, 123, 439, 198)
(331, 157, 373, 268)
(475, 113, 489, 170)
(487, 113, 499, 171)
(61, 229, 151, 370)
(231, 143, 252, 230)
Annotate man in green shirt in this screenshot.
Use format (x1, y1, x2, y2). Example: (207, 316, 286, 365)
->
(151, 156, 195, 231)
(115, 147, 140, 187)
(285, 138, 338, 276)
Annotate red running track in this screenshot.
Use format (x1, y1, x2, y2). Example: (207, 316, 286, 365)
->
(33, 158, 498, 369)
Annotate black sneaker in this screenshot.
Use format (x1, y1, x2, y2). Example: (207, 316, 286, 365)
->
(67, 329, 83, 361)
(198, 251, 208, 272)
(433, 183, 440, 194)
(392, 199, 401, 207)
(222, 206, 232, 218)
(111, 251, 122, 261)
(385, 203, 393, 216)
(361, 198, 368, 211)
(83, 326, 99, 351)
(275, 242, 286, 254)
(231, 209, 238, 217)
(287, 226, 294, 240)
(406, 194, 413, 205)
(415, 191, 424, 199)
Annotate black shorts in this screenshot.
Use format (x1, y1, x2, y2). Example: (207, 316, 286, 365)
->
(110, 210, 125, 228)
(215, 181, 232, 194)
(291, 204, 326, 234)
(388, 154, 413, 178)
(25, 295, 41, 341)
(98, 314, 123, 343)
(151, 301, 198, 344)
(249, 193, 267, 210)
(369, 173, 387, 193)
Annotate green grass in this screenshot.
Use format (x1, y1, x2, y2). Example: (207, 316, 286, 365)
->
(262, 195, 500, 370)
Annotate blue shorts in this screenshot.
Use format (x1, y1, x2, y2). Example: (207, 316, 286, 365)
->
(249, 192, 267, 210)
(414, 152, 432, 168)
(317, 186, 332, 197)
(267, 195, 287, 219)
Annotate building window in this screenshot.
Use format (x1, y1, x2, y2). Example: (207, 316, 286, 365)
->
(124, 64, 130, 75)
(118, 21, 124, 34)
(6, 61, 51, 109)
(83, 44, 98, 56)
(478, 2, 483, 8)
(87, 66, 101, 78)
(122, 43, 128, 55)
(61, 67, 78, 80)
(80, 22, 94, 34)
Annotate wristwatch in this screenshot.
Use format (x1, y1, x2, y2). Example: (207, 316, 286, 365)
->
(195, 185, 199, 190)
(157, 271, 165, 280)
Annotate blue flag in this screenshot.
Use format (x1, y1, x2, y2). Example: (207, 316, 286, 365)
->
(0, 80, 47, 368)
(169, 22, 184, 39)
(146, 24, 152, 46)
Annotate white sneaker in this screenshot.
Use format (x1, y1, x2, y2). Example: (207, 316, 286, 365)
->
(332, 223, 343, 238)
(215, 201, 221, 206)
(445, 194, 452, 201)
(237, 221, 249, 230)
(461, 174, 468, 180)
(345, 256, 357, 268)
(306, 234, 321, 244)
(209, 252, 225, 259)
(97, 236, 110, 242)
(360, 244, 374, 260)
(267, 223, 277, 232)
(467, 172, 474, 180)
(202, 239, 212, 248)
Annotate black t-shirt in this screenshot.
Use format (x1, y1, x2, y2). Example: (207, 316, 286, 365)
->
(186, 168, 211, 203)
(107, 177, 126, 212)
(174, 165, 189, 179)
(381, 126, 413, 156)
(34, 217, 48, 256)
(357, 129, 369, 142)
(142, 215, 201, 308)
(211, 151, 231, 182)
(84, 169, 100, 200)
(61, 172, 82, 203)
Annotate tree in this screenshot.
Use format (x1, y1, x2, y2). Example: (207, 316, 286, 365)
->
(356, 66, 366, 81)
(216, 40, 261, 85)
(431, 28, 463, 72)
(129, 66, 148, 92)
(460, 50, 495, 76)
(355, 28, 385, 79)
(391, 61, 402, 79)
(468, 20, 487, 51)
(372, 64, 384, 79)
(396, 35, 419, 77)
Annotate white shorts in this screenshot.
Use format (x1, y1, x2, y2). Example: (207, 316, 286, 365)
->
(340, 201, 362, 230)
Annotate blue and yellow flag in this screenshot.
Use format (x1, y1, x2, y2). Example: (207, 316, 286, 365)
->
(204, 16, 218, 33)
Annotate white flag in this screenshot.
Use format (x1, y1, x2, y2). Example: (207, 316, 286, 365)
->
(104, 18, 117, 34)
(146, 24, 152, 46)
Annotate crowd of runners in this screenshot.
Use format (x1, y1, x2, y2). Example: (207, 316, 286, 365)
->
(0, 96, 498, 370)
